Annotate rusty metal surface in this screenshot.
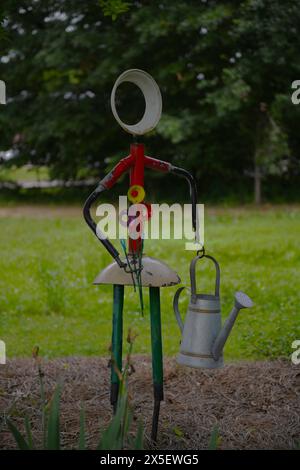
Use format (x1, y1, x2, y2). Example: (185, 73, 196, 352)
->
(93, 256, 180, 287)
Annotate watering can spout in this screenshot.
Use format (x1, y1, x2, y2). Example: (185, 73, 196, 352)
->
(211, 291, 253, 361)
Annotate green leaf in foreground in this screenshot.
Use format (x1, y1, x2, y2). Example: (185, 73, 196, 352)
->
(6, 418, 30, 450)
(134, 421, 144, 450)
(173, 426, 184, 438)
(25, 415, 34, 449)
(208, 425, 219, 450)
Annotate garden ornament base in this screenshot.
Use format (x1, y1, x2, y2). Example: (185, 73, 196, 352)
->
(83, 69, 253, 442)
(93, 255, 180, 287)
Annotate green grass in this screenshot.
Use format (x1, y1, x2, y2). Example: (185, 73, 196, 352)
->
(0, 165, 50, 182)
(0, 205, 299, 360)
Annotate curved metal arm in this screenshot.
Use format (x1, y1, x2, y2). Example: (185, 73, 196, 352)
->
(144, 155, 198, 235)
(83, 155, 134, 268)
(83, 183, 126, 268)
(170, 166, 198, 233)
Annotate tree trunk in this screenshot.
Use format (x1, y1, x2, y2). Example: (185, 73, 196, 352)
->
(254, 163, 262, 205)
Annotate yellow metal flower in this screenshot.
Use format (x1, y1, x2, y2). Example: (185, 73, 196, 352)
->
(127, 185, 145, 203)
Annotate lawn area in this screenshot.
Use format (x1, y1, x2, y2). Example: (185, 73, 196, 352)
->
(0, 204, 299, 360)
(0, 165, 50, 183)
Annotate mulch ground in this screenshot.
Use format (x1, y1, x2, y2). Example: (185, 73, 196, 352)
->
(0, 357, 299, 450)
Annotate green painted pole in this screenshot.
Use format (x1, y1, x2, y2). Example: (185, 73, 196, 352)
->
(149, 286, 164, 441)
(110, 284, 124, 410)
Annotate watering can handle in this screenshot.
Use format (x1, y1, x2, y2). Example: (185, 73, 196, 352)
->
(173, 287, 186, 333)
(190, 254, 220, 303)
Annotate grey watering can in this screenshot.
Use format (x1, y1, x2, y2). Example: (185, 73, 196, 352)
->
(173, 254, 253, 369)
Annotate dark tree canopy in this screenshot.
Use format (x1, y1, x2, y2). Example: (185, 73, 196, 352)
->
(0, 0, 300, 202)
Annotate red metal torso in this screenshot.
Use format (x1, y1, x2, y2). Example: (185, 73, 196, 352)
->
(130, 143, 145, 187)
(129, 143, 145, 254)
(99, 142, 172, 256)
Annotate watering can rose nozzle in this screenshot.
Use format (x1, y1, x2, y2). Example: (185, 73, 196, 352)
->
(211, 291, 254, 361)
(234, 291, 254, 310)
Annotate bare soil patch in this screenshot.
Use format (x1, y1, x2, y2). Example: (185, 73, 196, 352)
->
(0, 357, 299, 450)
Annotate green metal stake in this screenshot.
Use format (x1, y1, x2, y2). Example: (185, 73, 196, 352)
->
(149, 286, 164, 441)
(111, 284, 124, 411)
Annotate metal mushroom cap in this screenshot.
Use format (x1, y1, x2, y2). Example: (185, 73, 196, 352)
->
(93, 256, 180, 287)
(235, 291, 254, 310)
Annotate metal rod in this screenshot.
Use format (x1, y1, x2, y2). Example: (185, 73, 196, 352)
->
(149, 287, 164, 441)
(171, 165, 198, 233)
(151, 396, 161, 443)
(129, 143, 145, 255)
(110, 284, 124, 412)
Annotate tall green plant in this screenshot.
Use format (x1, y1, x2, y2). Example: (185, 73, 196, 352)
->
(99, 329, 143, 450)
(7, 339, 144, 450)
(7, 383, 61, 450)
(208, 425, 220, 450)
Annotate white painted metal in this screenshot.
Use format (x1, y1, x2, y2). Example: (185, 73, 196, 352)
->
(211, 291, 253, 361)
(110, 69, 162, 135)
(176, 294, 224, 369)
(0, 80, 6, 104)
(94, 255, 180, 287)
(173, 254, 254, 369)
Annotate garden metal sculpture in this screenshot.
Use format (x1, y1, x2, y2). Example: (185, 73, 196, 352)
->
(83, 69, 253, 441)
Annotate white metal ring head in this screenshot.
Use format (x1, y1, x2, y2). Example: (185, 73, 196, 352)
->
(110, 69, 162, 136)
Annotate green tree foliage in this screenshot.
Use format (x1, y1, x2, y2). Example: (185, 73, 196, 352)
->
(0, 0, 300, 201)
(0, 9, 8, 50)
(98, 0, 132, 21)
